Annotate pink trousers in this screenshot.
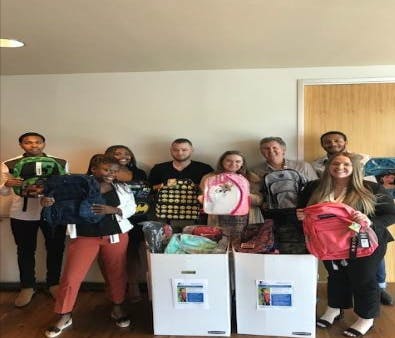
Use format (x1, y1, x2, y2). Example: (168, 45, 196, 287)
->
(54, 233, 128, 314)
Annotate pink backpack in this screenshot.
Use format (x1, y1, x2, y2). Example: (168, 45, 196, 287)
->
(203, 173, 250, 215)
(302, 202, 378, 260)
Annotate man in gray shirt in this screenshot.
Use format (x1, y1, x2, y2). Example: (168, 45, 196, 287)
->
(253, 136, 317, 210)
(254, 136, 318, 182)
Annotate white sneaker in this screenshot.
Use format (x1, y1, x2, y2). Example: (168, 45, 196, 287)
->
(45, 318, 72, 338)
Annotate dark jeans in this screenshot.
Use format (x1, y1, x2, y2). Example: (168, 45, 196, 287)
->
(10, 218, 66, 288)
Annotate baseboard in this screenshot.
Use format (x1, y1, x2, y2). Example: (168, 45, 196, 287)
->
(0, 282, 105, 291)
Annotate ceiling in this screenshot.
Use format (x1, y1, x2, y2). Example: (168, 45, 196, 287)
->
(1, 0, 395, 75)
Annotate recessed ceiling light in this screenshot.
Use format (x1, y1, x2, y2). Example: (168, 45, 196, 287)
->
(0, 38, 25, 48)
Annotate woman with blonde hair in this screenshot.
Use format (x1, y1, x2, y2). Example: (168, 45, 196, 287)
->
(297, 152, 395, 337)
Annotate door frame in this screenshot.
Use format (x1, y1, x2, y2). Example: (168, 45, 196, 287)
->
(296, 77, 395, 161)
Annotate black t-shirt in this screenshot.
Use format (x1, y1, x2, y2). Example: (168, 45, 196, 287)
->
(148, 160, 213, 186)
(129, 166, 147, 182)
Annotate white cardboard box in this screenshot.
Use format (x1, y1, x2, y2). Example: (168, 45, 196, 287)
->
(234, 251, 318, 337)
(149, 251, 231, 336)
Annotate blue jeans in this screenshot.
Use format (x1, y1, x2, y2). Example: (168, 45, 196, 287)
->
(376, 259, 386, 289)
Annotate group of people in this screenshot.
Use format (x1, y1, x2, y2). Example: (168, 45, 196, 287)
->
(1, 131, 394, 338)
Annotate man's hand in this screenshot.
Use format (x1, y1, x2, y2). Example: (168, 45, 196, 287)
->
(152, 183, 164, 191)
(296, 208, 305, 221)
(4, 177, 24, 187)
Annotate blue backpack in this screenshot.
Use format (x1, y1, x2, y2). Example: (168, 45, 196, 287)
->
(364, 157, 395, 177)
(41, 174, 105, 225)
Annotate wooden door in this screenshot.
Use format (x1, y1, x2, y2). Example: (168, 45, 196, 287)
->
(303, 82, 395, 282)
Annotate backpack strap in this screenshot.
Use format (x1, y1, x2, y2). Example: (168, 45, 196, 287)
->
(349, 234, 359, 259)
(22, 197, 28, 212)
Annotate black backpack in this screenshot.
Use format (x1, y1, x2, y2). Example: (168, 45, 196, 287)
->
(129, 180, 152, 216)
(263, 208, 307, 254)
(155, 178, 200, 221)
(41, 174, 105, 225)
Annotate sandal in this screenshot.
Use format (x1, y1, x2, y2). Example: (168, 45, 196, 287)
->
(316, 309, 344, 328)
(343, 326, 373, 337)
(45, 318, 72, 338)
(111, 313, 131, 328)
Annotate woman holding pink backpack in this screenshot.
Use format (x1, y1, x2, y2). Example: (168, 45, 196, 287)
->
(297, 152, 395, 337)
(199, 150, 263, 242)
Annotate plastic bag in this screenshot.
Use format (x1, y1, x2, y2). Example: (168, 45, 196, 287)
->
(140, 221, 172, 253)
(164, 234, 218, 254)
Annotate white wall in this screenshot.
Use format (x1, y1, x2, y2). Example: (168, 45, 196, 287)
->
(1, 65, 395, 282)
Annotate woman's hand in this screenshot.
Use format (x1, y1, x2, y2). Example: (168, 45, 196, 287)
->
(91, 204, 120, 215)
(40, 197, 55, 207)
(296, 208, 305, 221)
(352, 210, 372, 226)
(249, 193, 262, 206)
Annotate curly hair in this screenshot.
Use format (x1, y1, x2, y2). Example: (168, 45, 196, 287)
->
(86, 154, 119, 175)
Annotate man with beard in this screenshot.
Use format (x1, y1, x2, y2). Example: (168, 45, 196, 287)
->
(148, 138, 213, 228)
(149, 138, 213, 188)
(311, 130, 393, 306)
(311, 131, 370, 178)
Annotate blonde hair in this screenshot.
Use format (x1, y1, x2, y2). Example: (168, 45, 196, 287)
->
(308, 152, 376, 215)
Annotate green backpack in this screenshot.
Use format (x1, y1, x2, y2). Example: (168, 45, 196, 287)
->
(10, 156, 66, 197)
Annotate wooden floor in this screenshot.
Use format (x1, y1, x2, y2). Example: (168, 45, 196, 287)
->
(0, 283, 394, 338)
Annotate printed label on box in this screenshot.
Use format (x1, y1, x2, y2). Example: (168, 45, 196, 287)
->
(172, 279, 209, 309)
(256, 280, 293, 309)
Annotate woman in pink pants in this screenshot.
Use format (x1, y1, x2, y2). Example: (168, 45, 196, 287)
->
(43, 156, 136, 337)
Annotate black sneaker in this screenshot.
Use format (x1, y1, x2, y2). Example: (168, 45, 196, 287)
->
(380, 289, 393, 306)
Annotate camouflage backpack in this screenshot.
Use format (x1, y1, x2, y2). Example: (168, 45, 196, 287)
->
(10, 156, 66, 197)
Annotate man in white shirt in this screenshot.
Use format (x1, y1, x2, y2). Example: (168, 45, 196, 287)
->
(0, 132, 68, 307)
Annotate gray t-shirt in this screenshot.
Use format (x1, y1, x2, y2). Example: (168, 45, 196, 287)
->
(253, 158, 318, 182)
